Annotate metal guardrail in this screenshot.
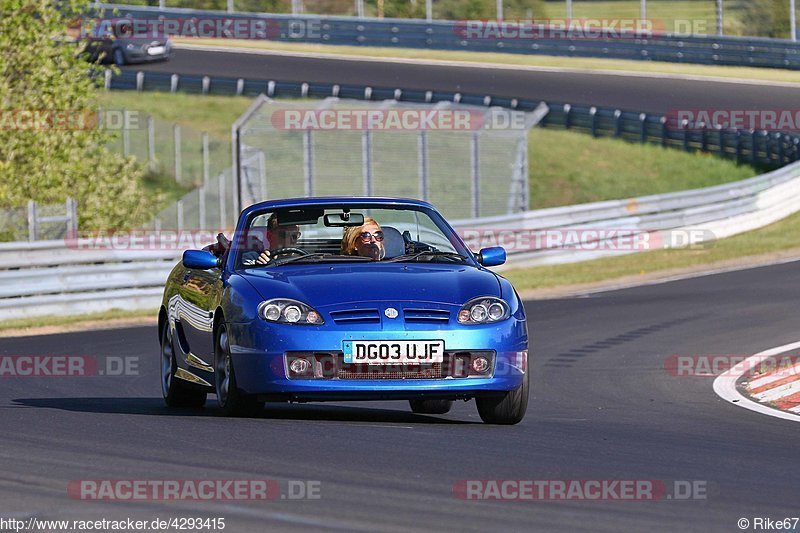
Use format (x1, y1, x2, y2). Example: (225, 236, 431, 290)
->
(4, 158, 800, 319)
(99, 3, 800, 70)
(0, 242, 181, 320)
(105, 69, 800, 169)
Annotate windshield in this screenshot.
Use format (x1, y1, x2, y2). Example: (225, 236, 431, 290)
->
(235, 205, 472, 269)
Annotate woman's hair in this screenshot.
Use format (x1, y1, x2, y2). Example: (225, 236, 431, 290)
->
(341, 216, 381, 255)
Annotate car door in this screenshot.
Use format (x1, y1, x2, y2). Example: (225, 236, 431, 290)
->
(176, 264, 224, 367)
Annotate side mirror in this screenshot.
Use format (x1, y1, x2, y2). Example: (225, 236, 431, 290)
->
(182, 250, 220, 270)
(477, 247, 506, 267)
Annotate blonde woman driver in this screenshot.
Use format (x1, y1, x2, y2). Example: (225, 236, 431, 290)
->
(341, 216, 385, 260)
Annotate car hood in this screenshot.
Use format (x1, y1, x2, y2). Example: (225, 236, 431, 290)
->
(238, 263, 501, 307)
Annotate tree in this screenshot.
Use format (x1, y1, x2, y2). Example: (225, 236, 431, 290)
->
(0, 0, 147, 230)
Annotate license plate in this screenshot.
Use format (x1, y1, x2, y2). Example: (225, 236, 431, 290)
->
(147, 46, 166, 56)
(343, 340, 444, 364)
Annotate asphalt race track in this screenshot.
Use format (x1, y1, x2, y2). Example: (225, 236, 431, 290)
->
(2, 261, 800, 531)
(127, 47, 800, 113)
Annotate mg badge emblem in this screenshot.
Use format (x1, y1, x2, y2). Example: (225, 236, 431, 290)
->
(385, 307, 399, 319)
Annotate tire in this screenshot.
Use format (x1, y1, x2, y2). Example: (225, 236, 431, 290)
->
(409, 399, 453, 415)
(112, 48, 126, 66)
(476, 369, 529, 425)
(160, 325, 207, 408)
(214, 323, 263, 417)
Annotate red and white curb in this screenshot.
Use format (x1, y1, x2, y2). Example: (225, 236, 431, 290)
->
(713, 340, 800, 422)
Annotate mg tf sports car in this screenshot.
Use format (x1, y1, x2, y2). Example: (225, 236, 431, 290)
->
(159, 197, 529, 424)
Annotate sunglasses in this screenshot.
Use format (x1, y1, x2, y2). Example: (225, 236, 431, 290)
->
(359, 231, 384, 242)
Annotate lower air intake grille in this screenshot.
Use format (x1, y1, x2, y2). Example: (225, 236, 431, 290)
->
(337, 362, 444, 380)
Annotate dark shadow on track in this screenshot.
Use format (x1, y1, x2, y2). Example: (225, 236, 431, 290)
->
(11, 397, 475, 424)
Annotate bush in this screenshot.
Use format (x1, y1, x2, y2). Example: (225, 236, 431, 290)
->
(0, 0, 147, 231)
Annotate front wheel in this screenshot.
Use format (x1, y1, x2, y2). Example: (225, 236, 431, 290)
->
(409, 399, 453, 415)
(214, 324, 263, 417)
(475, 371, 529, 425)
(160, 325, 206, 408)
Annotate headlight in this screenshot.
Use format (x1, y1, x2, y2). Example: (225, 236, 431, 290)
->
(258, 299, 324, 325)
(458, 297, 510, 325)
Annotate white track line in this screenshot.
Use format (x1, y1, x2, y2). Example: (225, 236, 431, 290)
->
(712, 340, 800, 423)
(173, 43, 800, 89)
(748, 361, 800, 389)
(752, 379, 800, 401)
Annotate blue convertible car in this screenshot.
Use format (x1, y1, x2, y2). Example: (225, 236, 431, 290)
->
(159, 197, 529, 424)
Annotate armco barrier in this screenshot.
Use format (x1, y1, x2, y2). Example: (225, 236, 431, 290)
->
(0, 241, 181, 320)
(3, 158, 800, 319)
(105, 69, 800, 169)
(97, 4, 800, 70)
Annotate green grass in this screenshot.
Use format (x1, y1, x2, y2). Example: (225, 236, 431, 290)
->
(504, 209, 800, 291)
(543, 0, 724, 34)
(98, 91, 757, 211)
(0, 309, 156, 333)
(528, 128, 754, 208)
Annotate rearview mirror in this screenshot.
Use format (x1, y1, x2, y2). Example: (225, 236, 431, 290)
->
(324, 213, 365, 227)
(182, 250, 220, 270)
(477, 247, 506, 267)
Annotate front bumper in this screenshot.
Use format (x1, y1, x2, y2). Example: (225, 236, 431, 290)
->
(227, 318, 528, 401)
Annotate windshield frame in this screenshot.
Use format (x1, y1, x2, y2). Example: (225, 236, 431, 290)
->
(228, 201, 477, 272)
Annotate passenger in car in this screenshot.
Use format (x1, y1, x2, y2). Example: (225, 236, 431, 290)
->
(341, 216, 385, 260)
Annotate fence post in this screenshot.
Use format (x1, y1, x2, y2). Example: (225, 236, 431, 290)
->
(198, 186, 206, 230)
(751, 129, 758, 165)
(563, 104, 571, 129)
(362, 129, 373, 196)
(219, 172, 227, 229)
(356, 0, 364, 17)
(27, 200, 37, 242)
(177, 200, 184, 232)
(470, 132, 480, 218)
(227, 0, 234, 12)
(682, 120, 690, 152)
(418, 130, 429, 201)
(122, 118, 130, 157)
(717, 0, 724, 36)
(303, 129, 314, 196)
(147, 116, 156, 172)
(589, 106, 597, 137)
(613, 109, 622, 137)
(426, 0, 432, 21)
(173, 124, 182, 183)
(735, 130, 742, 164)
(258, 151, 267, 202)
(66, 197, 78, 235)
(660, 116, 668, 146)
(566, 0, 572, 19)
(202, 132, 210, 187)
(639, 113, 648, 143)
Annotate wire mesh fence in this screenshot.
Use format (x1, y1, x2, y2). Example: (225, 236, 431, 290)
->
(231, 96, 546, 223)
(0, 199, 78, 242)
